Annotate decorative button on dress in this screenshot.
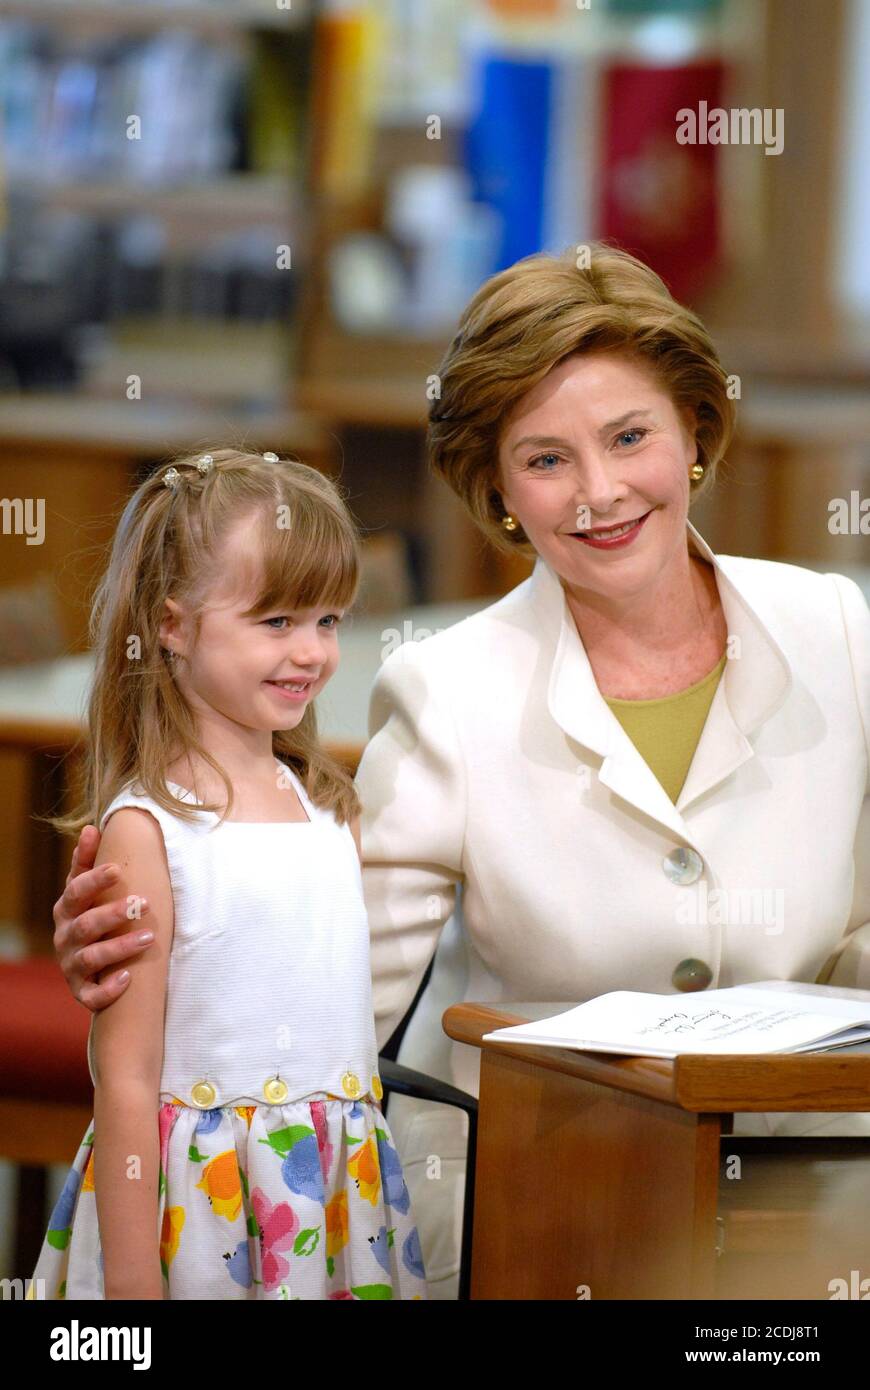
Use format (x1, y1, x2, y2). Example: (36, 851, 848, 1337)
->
(30, 764, 428, 1300)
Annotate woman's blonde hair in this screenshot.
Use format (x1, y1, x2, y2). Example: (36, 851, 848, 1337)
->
(55, 448, 362, 833)
(427, 240, 736, 557)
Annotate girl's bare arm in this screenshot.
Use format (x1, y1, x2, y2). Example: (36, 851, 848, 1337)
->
(90, 809, 174, 1300)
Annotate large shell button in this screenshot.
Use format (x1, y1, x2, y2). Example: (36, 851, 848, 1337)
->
(341, 1070, 361, 1099)
(264, 1077, 288, 1103)
(191, 1080, 217, 1108)
(672, 958, 713, 992)
(371, 1074, 383, 1101)
(662, 846, 703, 885)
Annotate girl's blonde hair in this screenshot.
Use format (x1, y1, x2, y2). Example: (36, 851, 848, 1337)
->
(427, 240, 737, 557)
(56, 448, 362, 833)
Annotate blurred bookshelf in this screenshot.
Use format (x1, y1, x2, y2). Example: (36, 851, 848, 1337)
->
(0, 0, 313, 407)
(0, 0, 325, 660)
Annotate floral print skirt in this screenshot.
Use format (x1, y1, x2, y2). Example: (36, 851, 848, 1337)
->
(29, 1094, 428, 1300)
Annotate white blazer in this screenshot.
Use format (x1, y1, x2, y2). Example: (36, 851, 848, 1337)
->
(356, 520, 870, 1292)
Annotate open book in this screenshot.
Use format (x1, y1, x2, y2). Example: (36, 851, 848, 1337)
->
(481, 981, 870, 1059)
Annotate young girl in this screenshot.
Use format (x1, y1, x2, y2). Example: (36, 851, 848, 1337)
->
(29, 448, 428, 1301)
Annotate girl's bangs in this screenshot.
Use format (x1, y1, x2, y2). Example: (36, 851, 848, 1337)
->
(243, 496, 359, 617)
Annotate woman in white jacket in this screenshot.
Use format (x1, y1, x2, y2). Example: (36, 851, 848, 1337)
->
(357, 243, 869, 1298)
(54, 244, 869, 1300)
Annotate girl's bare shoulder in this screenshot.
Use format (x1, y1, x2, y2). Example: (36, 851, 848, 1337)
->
(98, 804, 172, 877)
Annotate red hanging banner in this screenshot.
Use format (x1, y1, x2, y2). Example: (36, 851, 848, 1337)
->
(600, 61, 726, 302)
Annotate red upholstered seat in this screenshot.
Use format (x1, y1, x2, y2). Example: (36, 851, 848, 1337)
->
(0, 957, 92, 1105)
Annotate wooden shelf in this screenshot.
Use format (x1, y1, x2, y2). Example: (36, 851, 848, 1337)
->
(0, 0, 308, 34)
(54, 318, 294, 409)
(296, 375, 432, 430)
(0, 392, 333, 460)
(716, 323, 870, 386)
(8, 174, 296, 239)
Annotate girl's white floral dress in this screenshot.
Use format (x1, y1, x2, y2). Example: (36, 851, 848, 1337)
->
(30, 763, 428, 1300)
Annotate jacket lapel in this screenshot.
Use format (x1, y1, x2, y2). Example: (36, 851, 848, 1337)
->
(528, 520, 793, 838)
(677, 526, 792, 813)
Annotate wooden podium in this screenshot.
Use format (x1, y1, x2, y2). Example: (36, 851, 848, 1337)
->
(442, 1001, 870, 1300)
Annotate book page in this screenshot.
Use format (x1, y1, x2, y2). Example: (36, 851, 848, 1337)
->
(482, 987, 870, 1057)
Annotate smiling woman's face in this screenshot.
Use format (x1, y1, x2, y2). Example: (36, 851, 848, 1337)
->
(497, 351, 699, 603)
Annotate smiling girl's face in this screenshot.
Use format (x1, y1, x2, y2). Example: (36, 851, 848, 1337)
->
(497, 350, 699, 604)
(159, 511, 344, 737)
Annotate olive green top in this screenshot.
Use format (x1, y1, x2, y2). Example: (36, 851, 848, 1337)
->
(604, 652, 728, 804)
